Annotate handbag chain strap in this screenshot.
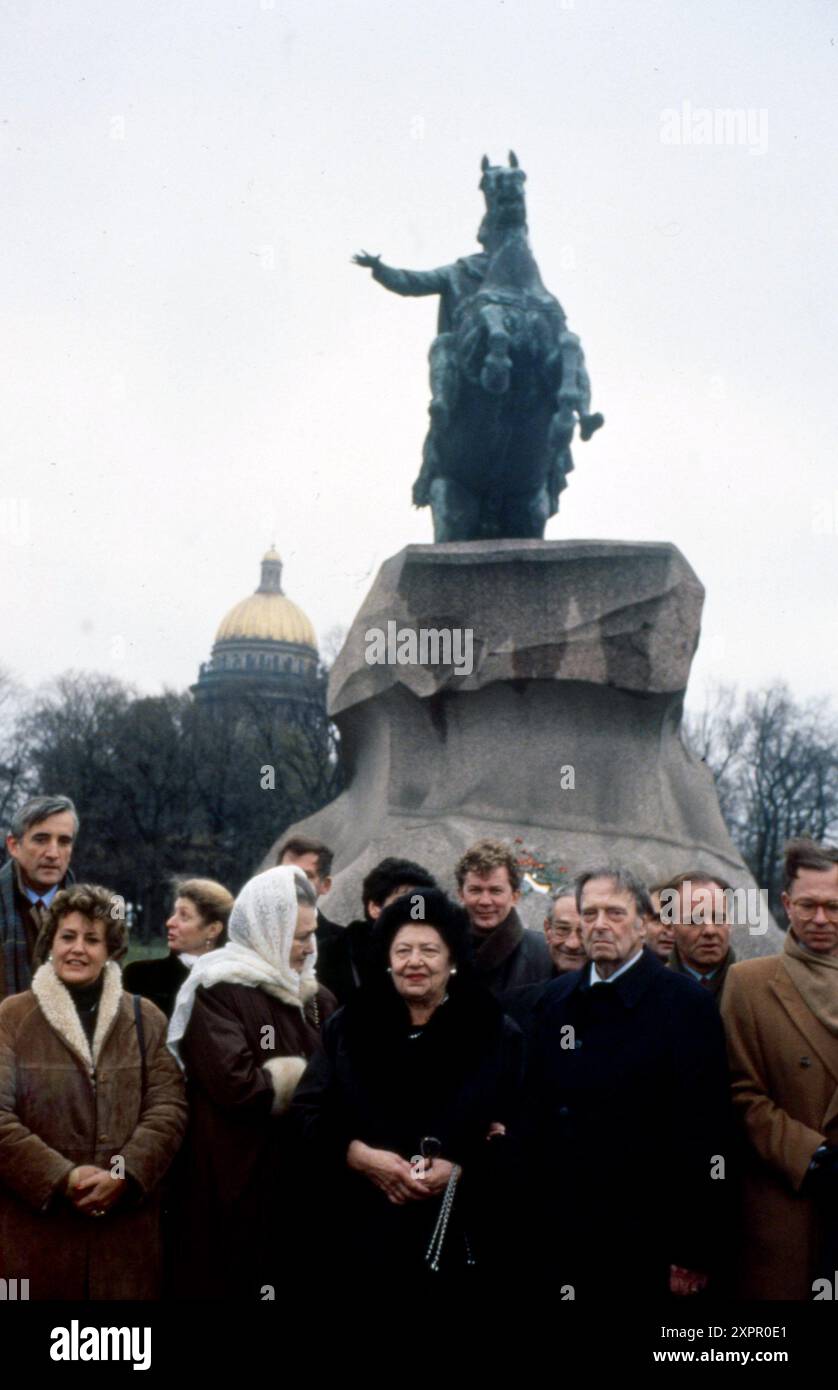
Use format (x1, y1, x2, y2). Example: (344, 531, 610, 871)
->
(425, 1163, 476, 1273)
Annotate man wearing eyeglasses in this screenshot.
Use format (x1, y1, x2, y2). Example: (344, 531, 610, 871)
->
(520, 866, 731, 1300)
(543, 885, 587, 976)
(721, 838, 838, 1299)
(502, 881, 585, 1038)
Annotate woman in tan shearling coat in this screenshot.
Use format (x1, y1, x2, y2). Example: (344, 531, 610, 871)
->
(0, 885, 187, 1300)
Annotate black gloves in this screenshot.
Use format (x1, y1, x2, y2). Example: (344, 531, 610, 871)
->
(802, 1144, 838, 1199)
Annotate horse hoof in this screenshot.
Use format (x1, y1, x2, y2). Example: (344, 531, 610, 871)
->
(580, 411, 604, 441)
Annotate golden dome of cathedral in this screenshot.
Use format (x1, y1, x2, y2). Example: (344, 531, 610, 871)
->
(214, 548, 317, 650)
(193, 548, 320, 710)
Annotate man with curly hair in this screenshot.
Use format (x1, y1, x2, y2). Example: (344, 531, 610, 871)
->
(455, 838, 552, 997)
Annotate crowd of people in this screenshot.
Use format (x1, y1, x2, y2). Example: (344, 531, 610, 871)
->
(0, 793, 836, 1301)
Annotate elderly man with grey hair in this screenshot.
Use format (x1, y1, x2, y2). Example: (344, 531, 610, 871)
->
(501, 877, 586, 1039)
(518, 864, 733, 1301)
(1, 794, 78, 1000)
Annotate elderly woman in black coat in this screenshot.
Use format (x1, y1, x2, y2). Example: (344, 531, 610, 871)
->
(291, 889, 523, 1279)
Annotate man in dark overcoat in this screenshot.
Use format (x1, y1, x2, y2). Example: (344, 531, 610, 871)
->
(519, 866, 733, 1300)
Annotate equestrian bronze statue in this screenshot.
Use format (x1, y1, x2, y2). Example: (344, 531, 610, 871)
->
(354, 152, 604, 541)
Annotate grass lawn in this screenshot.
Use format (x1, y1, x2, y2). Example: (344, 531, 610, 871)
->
(124, 941, 169, 966)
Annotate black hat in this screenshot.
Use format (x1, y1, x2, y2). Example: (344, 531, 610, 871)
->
(370, 888, 473, 975)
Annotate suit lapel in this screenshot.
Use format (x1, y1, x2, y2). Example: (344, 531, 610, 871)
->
(768, 961, 838, 1087)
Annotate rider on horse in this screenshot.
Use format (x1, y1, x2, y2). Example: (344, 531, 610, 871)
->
(354, 153, 603, 539)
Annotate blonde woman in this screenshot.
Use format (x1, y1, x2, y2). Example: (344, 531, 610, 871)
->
(124, 878, 234, 1019)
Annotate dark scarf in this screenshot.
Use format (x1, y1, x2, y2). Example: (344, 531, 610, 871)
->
(470, 909, 524, 977)
(66, 971, 105, 1046)
(1, 862, 75, 997)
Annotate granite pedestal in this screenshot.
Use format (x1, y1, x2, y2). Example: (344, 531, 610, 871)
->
(267, 540, 780, 955)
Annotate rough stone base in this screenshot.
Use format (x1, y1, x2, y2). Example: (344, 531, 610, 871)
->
(266, 540, 781, 956)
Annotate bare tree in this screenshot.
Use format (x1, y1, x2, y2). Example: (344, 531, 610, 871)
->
(2, 661, 345, 942)
(684, 681, 838, 914)
(0, 667, 31, 841)
(683, 683, 747, 829)
(319, 623, 348, 667)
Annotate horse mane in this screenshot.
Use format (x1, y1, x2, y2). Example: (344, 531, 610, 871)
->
(482, 229, 544, 294)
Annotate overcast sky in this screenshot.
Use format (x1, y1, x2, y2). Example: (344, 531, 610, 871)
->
(2, 0, 836, 712)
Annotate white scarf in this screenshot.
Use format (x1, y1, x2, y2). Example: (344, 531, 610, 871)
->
(167, 865, 317, 1067)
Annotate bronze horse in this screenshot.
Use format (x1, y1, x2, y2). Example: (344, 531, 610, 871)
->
(355, 152, 603, 542)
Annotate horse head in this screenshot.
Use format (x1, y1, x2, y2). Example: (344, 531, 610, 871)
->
(478, 152, 528, 246)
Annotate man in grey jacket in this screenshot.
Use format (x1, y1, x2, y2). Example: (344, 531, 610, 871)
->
(456, 839, 552, 997)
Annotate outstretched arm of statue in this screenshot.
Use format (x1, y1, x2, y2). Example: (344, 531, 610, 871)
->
(353, 250, 450, 298)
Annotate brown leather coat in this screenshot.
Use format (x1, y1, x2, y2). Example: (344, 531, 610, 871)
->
(721, 954, 838, 1299)
(0, 961, 187, 1299)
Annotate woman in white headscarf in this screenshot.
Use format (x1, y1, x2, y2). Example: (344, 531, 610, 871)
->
(167, 866, 335, 1300)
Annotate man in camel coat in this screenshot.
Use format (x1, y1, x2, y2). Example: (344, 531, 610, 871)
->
(721, 838, 838, 1299)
